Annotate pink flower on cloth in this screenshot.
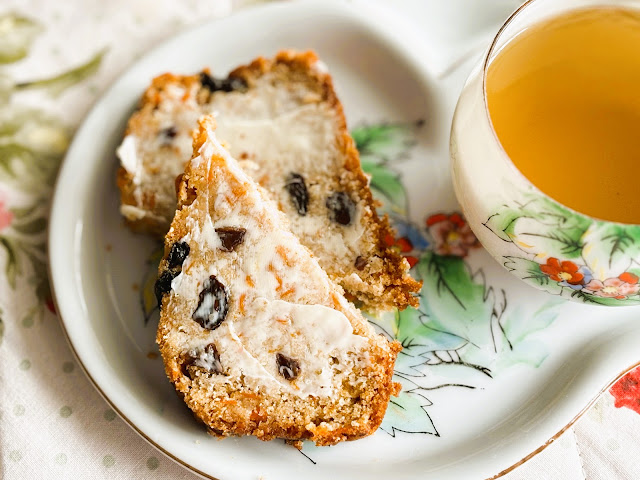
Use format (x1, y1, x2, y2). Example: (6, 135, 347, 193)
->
(583, 272, 640, 300)
(610, 366, 640, 415)
(426, 213, 478, 257)
(0, 195, 13, 232)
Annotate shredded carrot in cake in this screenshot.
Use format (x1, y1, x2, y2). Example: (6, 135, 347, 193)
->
(238, 293, 246, 314)
(281, 287, 296, 298)
(331, 293, 342, 309)
(276, 245, 294, 267)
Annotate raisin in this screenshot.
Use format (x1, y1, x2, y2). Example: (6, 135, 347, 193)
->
(168, 241, 190, 269)
(195, 343, 223, 374)
(199, 71, 221, 91)
(221, 76, 248, 92)
(154, 270, 178, 308)
(199, 72, 247, 93)
(181, 343, 223, 378)
(276, 353, 300, 381)
(285, 173, 309, 216)
(192, 275, 229, 330)
(215, 227, 246, 252)
(326, 192, 355, 226)
(354, 256, 367, 270)
(180, 356, 195, 378)
(159, 126, 177, 143)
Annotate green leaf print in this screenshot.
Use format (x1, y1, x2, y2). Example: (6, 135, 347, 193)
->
(570, 290, 640, 306)
(15, 49, 106, 97)
(485, 195, 591, 259)
(581, 222, 640, 277)
(411, 251, 500, 353)
(361, 159, 408, 216)
(352, 122, 418, 165)
(395, 306, 468, 353)
(490, 301, 562, 372)
(0, 30, 104, 329)
(9, 203, 40, 219)
(0, 13, 42, 64)
(380, 389, 437, 436)
(391, 249, 564, 385)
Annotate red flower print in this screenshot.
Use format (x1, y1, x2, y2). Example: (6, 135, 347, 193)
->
(383, 233, 418, 268)
(426, 213, 479, 257)
(610, 366, 640, 415)
(583, 273, 640, 299)
(0, 196, 13, 232)
(539, 258, 584, 285)
(405, 255, 418, 268)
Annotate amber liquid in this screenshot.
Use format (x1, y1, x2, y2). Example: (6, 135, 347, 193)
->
(487, 7, 640, 224)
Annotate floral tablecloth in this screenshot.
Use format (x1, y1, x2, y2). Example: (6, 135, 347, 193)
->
(1, 0, 639, 478)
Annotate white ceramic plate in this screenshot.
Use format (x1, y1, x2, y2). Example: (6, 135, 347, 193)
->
(48, 1, 640, 479)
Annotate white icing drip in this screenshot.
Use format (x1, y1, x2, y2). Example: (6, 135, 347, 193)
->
(117, 135, 141, 183)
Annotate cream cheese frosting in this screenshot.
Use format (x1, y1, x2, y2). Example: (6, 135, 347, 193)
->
(166, 123, 371, 398)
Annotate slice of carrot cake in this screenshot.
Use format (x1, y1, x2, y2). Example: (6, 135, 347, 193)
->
(155, 117, 401, 446)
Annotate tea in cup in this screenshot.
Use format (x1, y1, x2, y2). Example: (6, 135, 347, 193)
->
(451, 0, 640, 306)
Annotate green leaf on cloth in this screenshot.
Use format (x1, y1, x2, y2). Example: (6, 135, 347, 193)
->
(0, 13, 42, 64)
(15, 48, 106, 97)
(0, 109, 70, 187)
(11, 216, 46, 235)
(0, 236, 20, 288)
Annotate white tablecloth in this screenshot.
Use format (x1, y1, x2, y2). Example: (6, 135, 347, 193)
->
(1, 1, 639, 478)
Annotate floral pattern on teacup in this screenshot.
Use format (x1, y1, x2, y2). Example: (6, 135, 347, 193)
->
(485, 192, 640, 305)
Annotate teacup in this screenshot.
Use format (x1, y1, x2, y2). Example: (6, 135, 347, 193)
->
(451, 0, 640, 306)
